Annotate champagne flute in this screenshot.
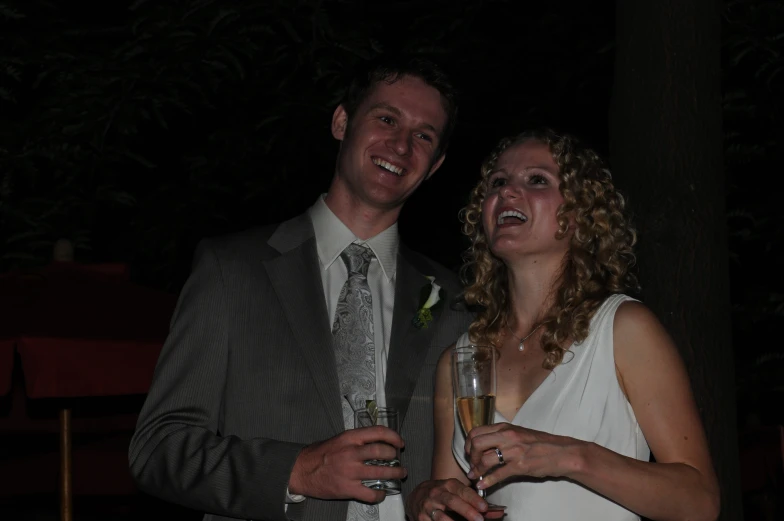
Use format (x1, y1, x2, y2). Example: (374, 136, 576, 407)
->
(452, 344, 505, 511)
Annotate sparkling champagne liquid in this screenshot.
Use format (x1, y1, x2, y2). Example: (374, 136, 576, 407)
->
(456, 395, 496, 434)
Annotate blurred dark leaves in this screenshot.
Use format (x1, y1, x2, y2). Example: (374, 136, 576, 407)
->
(0, 0, 615, 289)
(723, 0, 784, 424)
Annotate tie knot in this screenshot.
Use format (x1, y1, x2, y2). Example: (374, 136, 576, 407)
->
(340, 244, 374, 277)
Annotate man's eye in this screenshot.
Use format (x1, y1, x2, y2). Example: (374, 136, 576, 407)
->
(380, 116, 394, 124)
(416, 133, 433, 142)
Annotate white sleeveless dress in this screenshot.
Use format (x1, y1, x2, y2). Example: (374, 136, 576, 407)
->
(452, 294, 650, 521)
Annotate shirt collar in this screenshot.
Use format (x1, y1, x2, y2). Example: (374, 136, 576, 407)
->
(308, 195, 399, 281)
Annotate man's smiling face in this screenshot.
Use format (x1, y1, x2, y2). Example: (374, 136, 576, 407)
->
(329, 74, 447, 214)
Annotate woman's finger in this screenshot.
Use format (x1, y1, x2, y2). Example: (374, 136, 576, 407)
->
(465, 422, 510, 453)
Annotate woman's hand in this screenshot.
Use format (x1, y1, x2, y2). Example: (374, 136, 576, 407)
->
(405, 478, 503, 521)
(465, 423, 586, 490)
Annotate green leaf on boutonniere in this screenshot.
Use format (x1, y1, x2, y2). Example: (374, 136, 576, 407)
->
(413, 276, 443, 329)
(414, 307, 434, 329)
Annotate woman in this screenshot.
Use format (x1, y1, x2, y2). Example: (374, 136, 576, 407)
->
(406, 129, 719, 521)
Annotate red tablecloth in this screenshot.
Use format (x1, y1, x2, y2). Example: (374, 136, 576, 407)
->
(17, 337, 165, 398)
(0, 262, 176, 399)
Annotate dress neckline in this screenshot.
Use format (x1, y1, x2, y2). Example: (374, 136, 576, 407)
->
(496, 368, 557, 424)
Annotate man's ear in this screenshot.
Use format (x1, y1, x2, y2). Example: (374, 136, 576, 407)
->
(426, 153, 446, 180)
(332, 105, 348, 140)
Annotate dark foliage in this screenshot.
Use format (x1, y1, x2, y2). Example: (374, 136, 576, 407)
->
(723, 0, 784, 427)
(0, 0, 614, 289)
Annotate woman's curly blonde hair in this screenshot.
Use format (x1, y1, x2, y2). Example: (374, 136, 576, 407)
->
(460, 128, 640, 369)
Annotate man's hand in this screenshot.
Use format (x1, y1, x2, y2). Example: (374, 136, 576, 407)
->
(404, 479, 503, 521)
(288, 426, 406, 503)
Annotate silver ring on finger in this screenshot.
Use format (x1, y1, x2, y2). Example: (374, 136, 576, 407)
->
(494, 447, 505, 465)
(431, 508, 441, 520)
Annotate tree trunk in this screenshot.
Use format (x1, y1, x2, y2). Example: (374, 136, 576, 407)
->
(609, 1, 742, 520)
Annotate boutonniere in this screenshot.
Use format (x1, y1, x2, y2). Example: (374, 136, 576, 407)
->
(413, 276, 443, 329)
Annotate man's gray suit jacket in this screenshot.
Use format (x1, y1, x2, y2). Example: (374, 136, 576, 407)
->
(129, 212, 472, 521)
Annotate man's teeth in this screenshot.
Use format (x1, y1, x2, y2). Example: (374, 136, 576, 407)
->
(373, 158, 404, 176)
(497, 210, 527, 225)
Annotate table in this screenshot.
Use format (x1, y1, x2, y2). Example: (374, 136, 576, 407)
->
(0, 262, 176, 521)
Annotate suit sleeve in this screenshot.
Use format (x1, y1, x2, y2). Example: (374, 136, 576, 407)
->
(128, 240, 304, 521)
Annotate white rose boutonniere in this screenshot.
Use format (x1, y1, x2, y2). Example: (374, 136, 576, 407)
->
(413, 276, 443, 329)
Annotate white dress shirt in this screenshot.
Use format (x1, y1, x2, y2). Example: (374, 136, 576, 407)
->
(286, 196, 404, 520)
(309, 195, 398, 400)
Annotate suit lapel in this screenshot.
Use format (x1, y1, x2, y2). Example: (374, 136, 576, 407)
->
(265, 214, 344, 435)
(385, 246, 443, 426)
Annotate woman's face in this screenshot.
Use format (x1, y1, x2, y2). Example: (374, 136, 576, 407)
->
(481, 140, 570, 262)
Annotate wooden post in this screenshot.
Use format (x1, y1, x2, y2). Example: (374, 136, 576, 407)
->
(60, 408, 72, 521)
(609, 1, 742, 518)
(55, 239, 74, 521)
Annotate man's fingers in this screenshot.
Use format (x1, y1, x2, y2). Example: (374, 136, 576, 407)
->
(353, 483, 387, 504)
(439, 496, 484, 521)
(358, 441, 399, 462)
(457, 483, 488, 511)
(350, 425, 405, 447)
(359, 462, 407, 481)
(406, 479, 487, 521)
(429, 480, 486, 521)
(485, 509, 506, 520)
(292, 431, 409, 501)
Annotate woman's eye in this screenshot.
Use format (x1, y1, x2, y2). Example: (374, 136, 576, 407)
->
(490, 177, 506, 188)
(530, 174, 547, 185)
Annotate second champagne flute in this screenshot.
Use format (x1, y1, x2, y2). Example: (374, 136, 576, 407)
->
(452, 343, 503, 509)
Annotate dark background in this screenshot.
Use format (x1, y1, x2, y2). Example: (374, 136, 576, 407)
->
(1, 0, 618, 287)
(1, 0, 782, 519)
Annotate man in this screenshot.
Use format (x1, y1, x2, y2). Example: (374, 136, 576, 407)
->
(129, 56, 472, 521)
